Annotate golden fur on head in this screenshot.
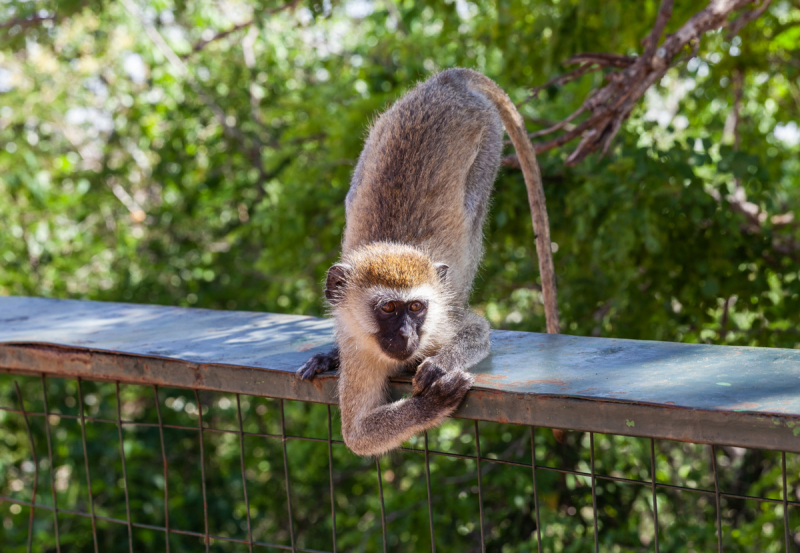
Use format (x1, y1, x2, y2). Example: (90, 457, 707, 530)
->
(345, 242, 438, 290)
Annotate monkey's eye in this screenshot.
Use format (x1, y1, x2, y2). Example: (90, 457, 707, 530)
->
(409, 301, 423, 312)
(380, 302, 396, 313)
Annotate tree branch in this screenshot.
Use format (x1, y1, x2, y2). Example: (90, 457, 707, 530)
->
(707, 69, 800, 260)
(520, 63, 599, 105)
(183, 0, 301, 57)
(120, 0, 281, 202)
(504, 0, 763, 168)
(0, 13, 55, 31)
(383, 0, 410, 35)
(186, 20, 254, 57)
(519, 53, 636, 107)
(727, 0, 772, 38)
(641, 0, 675, 63)
(566, 52, 638, 69)
(121, 0, 248, 145)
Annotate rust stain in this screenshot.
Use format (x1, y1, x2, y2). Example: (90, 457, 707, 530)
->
(310, 377, 327, 392)
(469, 389, 505, 400)
(516, 378, 568, 386)
(730, 402, 760, 410)
(193, 365, 205, 386)
(473, 374, 508, 383)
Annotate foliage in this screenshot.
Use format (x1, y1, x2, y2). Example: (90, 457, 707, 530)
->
(1, 0, 799, 550)
(3, 374, 798, 552)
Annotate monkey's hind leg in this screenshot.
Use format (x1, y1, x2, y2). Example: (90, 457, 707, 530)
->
(296, 347, 340, 381)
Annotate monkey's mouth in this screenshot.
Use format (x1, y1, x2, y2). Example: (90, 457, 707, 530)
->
(378, 338, 419, 361)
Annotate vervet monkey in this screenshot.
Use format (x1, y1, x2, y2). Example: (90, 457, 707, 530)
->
(297, 68, 554, 456)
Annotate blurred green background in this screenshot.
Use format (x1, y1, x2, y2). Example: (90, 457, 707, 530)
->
(1, 0, 800, 551)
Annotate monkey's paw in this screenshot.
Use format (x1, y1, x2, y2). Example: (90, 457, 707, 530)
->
(296, 351, 339, 381)
(412, 360, 474, 413)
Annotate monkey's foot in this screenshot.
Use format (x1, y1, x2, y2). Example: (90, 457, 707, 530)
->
(296, 351, 339, 381)
(412, 360, 473, 413)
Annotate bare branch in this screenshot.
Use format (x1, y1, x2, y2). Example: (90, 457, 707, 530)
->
(120, 0, 248, 146)
(109, 178, 147, 223)
(242, 25, 268, 130)
(500, 156, 523, 170)
(520, 63, 599, 104)
(184, 0, 301, 57)
(771, 212, 795, 227)
(119, 0, 288, 203)
(722, 69, 767, 231)
(708, 69, 800, 261)
(524, 116, 561, 127)
(519, 54, 636, 107)
(507, 0, 763, 168)
(0, 13, 55, 31)
(187, 20, 254, 57)
(383, 0, 410, 35)
(565, 52, 638, 68)
(727, 0, 772, 38)
(641, 0, 675, 63)
(772, 238, 800, 257)
(528, 106, 587, 139)
(719, 296, 733, 340)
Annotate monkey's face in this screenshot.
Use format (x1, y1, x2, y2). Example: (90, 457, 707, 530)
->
(373, 299, 428, 361)
(325, 244, 453, 362)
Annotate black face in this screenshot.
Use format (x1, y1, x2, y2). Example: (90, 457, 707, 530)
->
(374, 300, 428, 360)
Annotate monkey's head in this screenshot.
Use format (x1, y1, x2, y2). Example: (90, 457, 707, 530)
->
(326, 243, 453, 363)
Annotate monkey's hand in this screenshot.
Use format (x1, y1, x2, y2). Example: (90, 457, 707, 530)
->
(296, 348, 340, 381)
(412, 360, 473, 414)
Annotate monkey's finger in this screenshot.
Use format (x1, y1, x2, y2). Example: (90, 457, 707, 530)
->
(438, 371, 474, 404)
(297, 357, 322, 380)
(296, 362, 316, 380)
(413, 362, 445, 396)
(297, 353, 340, 381)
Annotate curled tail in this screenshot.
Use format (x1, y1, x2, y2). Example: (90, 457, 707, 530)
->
(449, 68, 560, 334)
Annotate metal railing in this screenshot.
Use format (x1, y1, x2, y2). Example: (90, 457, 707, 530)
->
(2, 296, 800, 552)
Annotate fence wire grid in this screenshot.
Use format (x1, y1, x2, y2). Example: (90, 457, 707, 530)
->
(2, 371, 800, 552)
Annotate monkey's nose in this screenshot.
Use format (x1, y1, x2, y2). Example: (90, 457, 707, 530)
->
(398, 324, 413, 340)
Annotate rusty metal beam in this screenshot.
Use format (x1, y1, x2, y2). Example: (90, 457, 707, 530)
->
(2, 296, 800, 452)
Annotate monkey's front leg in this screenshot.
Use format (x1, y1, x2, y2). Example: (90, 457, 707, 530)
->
(296, 346, 340, 381)
(340, 368, 473, 456)
(341, 312, 489, 456)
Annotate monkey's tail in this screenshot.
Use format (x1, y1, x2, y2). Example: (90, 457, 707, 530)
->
(458, 69, 560, 334)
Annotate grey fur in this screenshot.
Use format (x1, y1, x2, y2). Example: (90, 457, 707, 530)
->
(344, 69, 503, 302)
(298, 68, 524, 456)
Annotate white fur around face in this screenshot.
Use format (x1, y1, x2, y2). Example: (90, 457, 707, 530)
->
(335, 284, 454, 367)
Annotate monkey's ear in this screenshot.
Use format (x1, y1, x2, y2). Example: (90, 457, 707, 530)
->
(325, 263, 352, 305)
(434, 263, 449, 283)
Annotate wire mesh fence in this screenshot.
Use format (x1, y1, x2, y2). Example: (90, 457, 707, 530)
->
(2, 370, 800, 552)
